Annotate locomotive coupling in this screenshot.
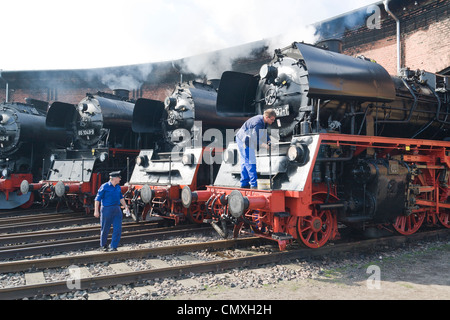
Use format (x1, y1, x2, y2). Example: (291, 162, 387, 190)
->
(137, 185, 170, 204)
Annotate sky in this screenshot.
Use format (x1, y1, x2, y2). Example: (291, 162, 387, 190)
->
(0, 0, 379, 71)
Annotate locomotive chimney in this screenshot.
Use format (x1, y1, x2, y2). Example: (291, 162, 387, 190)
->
(113, 89, 130, 100)
(315, 39, 343, 53)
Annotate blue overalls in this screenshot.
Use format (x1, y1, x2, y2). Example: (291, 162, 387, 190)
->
(236, 115, 270, 188)
(95, 181, 124, 249)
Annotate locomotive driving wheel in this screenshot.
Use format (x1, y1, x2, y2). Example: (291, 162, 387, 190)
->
(20, 192, 34, 209)
(296, 198, 336, 249)
(392, 212, 426, 235)
(187, 203, 208, 224)
(393, 171, 428, 235)
(437, 211, 450, 228)
(437, 181, 450, 228)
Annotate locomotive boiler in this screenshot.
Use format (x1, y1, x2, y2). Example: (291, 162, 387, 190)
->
(0, 100, 67, 209)
(46, 89, 137, 149)
(126, 80, 247, 223)
(181, 42, 450, 249)
(21, 90, 143, 213)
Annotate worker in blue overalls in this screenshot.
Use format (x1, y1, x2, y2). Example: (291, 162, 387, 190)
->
(235, 109, 276, 189)
(94, 171, 129, 251)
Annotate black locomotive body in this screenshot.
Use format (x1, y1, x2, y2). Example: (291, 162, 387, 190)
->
(181, 42, 450, 249)
(21, 90, 145, 213)
(126, 80, 247, 223)
(0, 100, 65, 209)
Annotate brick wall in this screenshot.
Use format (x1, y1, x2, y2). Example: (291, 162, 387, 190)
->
(342, 0, 450, 74)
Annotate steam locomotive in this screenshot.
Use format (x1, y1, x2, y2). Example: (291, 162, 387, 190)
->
(180, 42, 450, 249)
(0, 99, 68, 209)
(125, 80, 247, 223)
(20, 90, 145, 213)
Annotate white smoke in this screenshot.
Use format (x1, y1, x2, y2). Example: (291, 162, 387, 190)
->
(84, 63, 154, 90)
(178, 41, 266, 79)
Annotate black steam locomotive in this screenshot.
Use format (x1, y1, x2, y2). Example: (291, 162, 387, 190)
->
(21, 90, 146, 213)
(0, 99, 68, 209)
(180, 41, 450, 249)
(126, 80, 248, 223)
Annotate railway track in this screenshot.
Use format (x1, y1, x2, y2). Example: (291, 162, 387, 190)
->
(0, 223, 212, 260)
(0, 228, 447, 300)
(0, 211, 97, 234)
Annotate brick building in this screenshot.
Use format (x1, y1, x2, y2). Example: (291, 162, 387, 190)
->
(0, 0, 448, 105)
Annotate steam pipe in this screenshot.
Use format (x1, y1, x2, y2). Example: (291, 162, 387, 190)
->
(384, 0, 401, 75)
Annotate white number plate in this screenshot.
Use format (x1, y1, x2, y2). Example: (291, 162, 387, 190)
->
(78, 129, 95, 136)
(274, 105, 289, 117)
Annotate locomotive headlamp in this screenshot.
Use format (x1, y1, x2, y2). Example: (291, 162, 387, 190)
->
(136, 155, 148, 167)
(164, 97, 177, 109)
(78, 104, 88, 113)
(259, 64, 278, 81)
(1, 168, 11, 178)
(99, 152, 108, 162)
(182, 153, 195, 166)
(287, 143, 308, 165)
(0, 114, 6, 124)
(50, 154, 58, 162)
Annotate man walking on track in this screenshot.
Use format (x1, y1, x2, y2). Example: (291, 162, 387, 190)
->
(94, 171, 129, 251)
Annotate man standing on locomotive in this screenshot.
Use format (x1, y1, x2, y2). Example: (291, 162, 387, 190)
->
(94, 171, 129, 251)
(236, 109, 276, 189)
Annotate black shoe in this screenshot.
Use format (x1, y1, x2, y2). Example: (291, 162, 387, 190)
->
(109, 248, 118, 252)
(250, 186, 258, 190)
(100, 245, 108, 252)
(240, 185, 250, 189)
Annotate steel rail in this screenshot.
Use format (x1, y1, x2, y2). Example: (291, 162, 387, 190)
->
(0, 237, 264, 273)
(0, 221, 159, 246)
(0, 216, 99, 234)
(0, 225, 212, 260)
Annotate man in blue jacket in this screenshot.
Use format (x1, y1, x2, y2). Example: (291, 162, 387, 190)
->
(235, 109, 276, 189)
(94, 171, 129, 251)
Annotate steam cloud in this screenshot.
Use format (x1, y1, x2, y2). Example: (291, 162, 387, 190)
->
(83, 63, 154, 91)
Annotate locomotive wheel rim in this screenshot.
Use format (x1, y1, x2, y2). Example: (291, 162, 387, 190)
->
(296, 209, 334, 249)
(188, 205, 206, 224)
(392, 212, 426, 235)
(437, 212, 450, 229)
(20, 192, 34, 209)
